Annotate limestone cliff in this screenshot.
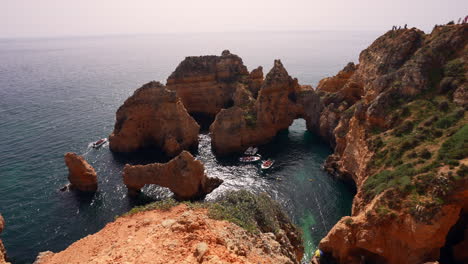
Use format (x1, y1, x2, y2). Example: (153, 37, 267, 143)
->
(315, 24, 468, 264)
(64, 152, 98, 192)
(210, 60, 321, 155)
(166, 50, 262, 119)
(109, 81, 200, 157)
(35, 192, 303, 264)
(123, 151, 223, 199)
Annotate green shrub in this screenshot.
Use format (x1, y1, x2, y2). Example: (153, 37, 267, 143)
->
(245, 112, 257, 128)
(420, 148, 432, 159)
(438, 124, 468, 163)
(208, 190, 291, 234)
(444, 59, 465, 78)
(393, 120, 414, 136)
(364, 164, 416, 199)
(438, 101, 449, 112)
(344, 217, 353, 226)
(435, 111, 464, 129)
(457, 164, 468, 178)
(121, 198, 179, 217)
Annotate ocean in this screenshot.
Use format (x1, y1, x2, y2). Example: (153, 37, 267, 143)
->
(0, 31, 380, 263)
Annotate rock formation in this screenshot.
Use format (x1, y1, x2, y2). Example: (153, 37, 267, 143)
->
(0, 214, 9, 264)
(109, 81, 200, 157)
(313, 24, 468, 263)
(123, 151, 222, 199)
(166, 50, 259, 119)
(35, 199, 303, 264)
(210, 59, 321, 155)
(64, 152, 97, 192)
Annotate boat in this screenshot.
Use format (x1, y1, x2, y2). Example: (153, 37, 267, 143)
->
(244, 146, 258, 156)
(92, 138, 108, 148)
(239, 155, 261, 163)
(261, 159, 275, 170)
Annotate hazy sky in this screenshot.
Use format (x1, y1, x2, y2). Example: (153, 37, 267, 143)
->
(1, 0, 467, 38)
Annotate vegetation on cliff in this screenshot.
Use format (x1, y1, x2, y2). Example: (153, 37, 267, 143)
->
(318, 24, 467, 264)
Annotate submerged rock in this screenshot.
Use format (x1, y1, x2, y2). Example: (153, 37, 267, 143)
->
(123, 151, 222, 199)
(109, 81, 200, 157)
(64, 153, 97, 192)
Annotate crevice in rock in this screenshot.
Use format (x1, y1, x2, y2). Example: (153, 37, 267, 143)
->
(189, 112, 216, 132)
(439, 209, 468, 264)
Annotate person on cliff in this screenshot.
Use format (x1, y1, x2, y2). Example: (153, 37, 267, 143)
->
(404, 24, 407, 29)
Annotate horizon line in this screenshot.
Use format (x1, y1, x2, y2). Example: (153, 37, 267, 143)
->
(0, 28, 392, 41)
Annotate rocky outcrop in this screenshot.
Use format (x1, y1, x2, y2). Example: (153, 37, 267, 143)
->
(123, 151, 222, 199)
(314, 24, 468, 264)
(210, 60, 321, 155)
(64, 153, 97, 192)
(166, 50, 260, 118)
(0, 214, 8, 264)
(35, 202, 303, 264)
(109, 81, 200, 157)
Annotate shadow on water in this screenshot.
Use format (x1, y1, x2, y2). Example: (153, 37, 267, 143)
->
(110, 148, 172, 166)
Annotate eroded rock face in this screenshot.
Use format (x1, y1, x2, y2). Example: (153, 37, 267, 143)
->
(123, 151, 222, 199)
(34, 204, 302, 264)
(0, 214, 8, 264)
(315, 24, 468, 264)
(166, 50, 254, 118)
(64, 153, 97, 192)
(109, 81, 200, 157)
(210, 60, 321, 155)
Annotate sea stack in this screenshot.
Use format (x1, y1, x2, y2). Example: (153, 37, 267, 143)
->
(64, 152, 98, 192)
(166, 50, 253, 119)
(210, 59, 321, 155)
(109, 81, 200, 157)
(123, 151, 223, 199)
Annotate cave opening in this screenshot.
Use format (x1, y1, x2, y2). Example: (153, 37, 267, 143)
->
(439, 208, 468, 264)
(190, 112, 216, 132)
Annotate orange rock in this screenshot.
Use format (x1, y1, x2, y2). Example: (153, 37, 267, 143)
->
(317, 62, 356, 93)
(35, 204, 302, 264)
(0, 214, 7, 264)
(109, 81, 200, 157)
(64, 152, 97, 192)
(123, 151, 222, 199)
(210, 60, 321, 155)
(317, 24, 468, 264)
(320, 200, 462, 264)
(166, 50, 250, 117)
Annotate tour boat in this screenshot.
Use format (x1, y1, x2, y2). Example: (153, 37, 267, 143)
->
(239, 155, 261, 163)
(92, 138, 108, 148)
(244, 146, 258, 156)
(261, 159, 275, 170)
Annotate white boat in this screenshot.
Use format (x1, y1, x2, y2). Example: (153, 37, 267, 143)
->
(239, 155, 261, 163)
(92, 138, 108, 148)
(261, 159, 275, 170)
(244, 146, 258, 156)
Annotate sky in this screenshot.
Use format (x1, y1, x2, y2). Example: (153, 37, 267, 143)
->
(1, 0, 467, 38)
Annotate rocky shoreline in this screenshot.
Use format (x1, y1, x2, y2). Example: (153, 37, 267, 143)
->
(1, 23, 464, 264)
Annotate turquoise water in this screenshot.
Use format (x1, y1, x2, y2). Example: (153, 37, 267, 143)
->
(0, 31, 379, 263)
